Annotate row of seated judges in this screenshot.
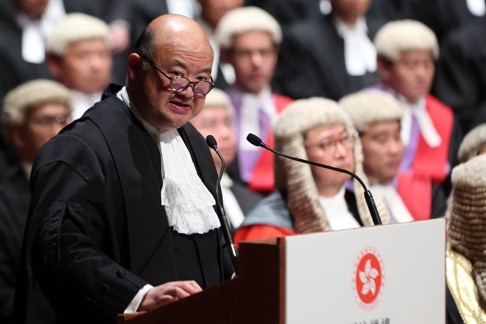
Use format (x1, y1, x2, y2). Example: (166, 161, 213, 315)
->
(192, 85, 486, 324)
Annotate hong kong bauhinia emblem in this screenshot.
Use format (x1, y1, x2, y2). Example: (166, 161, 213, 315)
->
(353, 246, 385, 310)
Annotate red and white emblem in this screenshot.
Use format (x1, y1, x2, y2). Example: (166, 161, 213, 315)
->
(353, 246, 385, 310)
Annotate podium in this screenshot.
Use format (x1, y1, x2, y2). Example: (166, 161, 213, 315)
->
(118, 219, 446, 324)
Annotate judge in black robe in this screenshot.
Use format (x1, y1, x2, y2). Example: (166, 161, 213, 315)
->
(14, 14, 232, 323)
(14, 85, 232, 323)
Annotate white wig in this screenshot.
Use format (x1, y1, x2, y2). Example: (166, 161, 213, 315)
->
(46, 13, 111, 56)
(457, 124, 486, 163)
(2, 79, 72, 142)
(447, 154, 486, 306)
(215, 6, 282, 49)
(202, 88, 235, 118)
(339, 90, 403, 133)
(374, 19, 439, 62)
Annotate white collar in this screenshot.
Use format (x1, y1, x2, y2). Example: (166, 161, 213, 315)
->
(70, 90, 103, 120)
(21, 161, 33, 180)
(371, 183, 413, 223)
(220, 173, 245, 228)
(220, 172, 233, 188)
(319, 187, 360, 230)
(16, 0, 65, 63)
(335, 17, 376, 76)
(466, 0, 486, 16)
(396, 93, 441, 148)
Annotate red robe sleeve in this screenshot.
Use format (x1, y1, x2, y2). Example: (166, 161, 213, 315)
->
(234, 225, 295, 247)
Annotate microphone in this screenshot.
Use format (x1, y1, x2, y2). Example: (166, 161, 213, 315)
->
(205, 135, 240, 275)
(246, 133, 382, 226)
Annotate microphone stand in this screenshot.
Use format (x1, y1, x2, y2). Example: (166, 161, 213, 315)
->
(246, 133, 382, 226)
(206, 136, 240, 276)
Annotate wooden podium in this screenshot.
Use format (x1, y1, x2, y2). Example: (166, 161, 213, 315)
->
(118, 219, 446, 324)
(117, 237, 283, 324)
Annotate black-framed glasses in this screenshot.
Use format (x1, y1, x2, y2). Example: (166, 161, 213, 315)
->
(139, 53, 214, 97)
(305, 134, 355, 154)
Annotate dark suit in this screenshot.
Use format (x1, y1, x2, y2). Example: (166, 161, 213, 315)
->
(0, 174, 29, 324)
(0, 166, 31, 323)
(273, 13, 385, 101)
(367, 0, 412, 21)
(407, 0, 486, 43)
(14, 85, 231, 323)
(433, 19, 486, 133)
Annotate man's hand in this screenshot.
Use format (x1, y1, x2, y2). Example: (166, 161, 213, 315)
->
(138, 280, 202, 311)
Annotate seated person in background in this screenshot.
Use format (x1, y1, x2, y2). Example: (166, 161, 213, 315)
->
(272, 0, 385, 101)
(457, 124, 486, 164)
(215, 6, 292, 195)
(45, 13, 112, 120)
(190, 88, 262, 231)
(340, 90, 447, 221)
(340, 90, 409, 222)
(1, 79, 72, 183)
(445, 154, 486, 323)
(233, 97, 389, 246)
(371, 19, 462, 219)
(0, 79, 72, 324)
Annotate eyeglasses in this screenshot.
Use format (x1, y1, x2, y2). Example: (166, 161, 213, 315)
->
(30, 114, 70, 127)
(139, 53, 214, 97)
(305, 134, 354, 153)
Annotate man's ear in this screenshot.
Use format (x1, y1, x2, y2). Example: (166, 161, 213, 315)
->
(9, 125, 27, 152)
(127, 53, 143, 80)
(376, 56, 393, 83)
(220, 48, 232, 64)
(45, 54, 63, 79)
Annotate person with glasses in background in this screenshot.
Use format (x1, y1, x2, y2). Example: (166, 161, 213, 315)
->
(233, 97, 389, 246)
(0, 79, 72, 324)
(14, 14, 234, 324)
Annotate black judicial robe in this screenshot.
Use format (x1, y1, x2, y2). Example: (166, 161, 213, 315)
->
(14, 85, 231, 323)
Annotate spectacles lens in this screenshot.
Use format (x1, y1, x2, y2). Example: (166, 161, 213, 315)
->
(194, 82, 211, 96)
(170, 78, 189, 92)
(32, 115, 69, 126)
(169, 76, 212, 96)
